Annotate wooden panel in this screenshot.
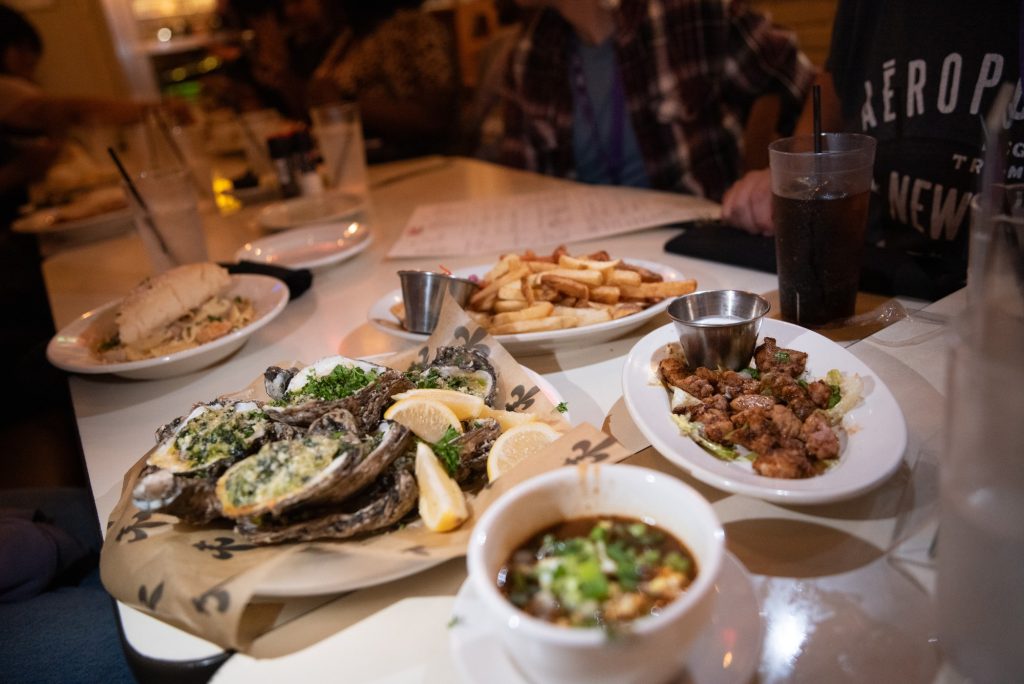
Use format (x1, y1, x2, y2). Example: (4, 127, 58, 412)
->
(752, 0, 838, 66)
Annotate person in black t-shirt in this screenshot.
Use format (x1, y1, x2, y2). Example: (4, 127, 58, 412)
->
(722, 0, 1022, 300)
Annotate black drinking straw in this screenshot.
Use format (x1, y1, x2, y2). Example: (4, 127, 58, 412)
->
(107, 147, 172, 257)
(812, 84, 822, 153)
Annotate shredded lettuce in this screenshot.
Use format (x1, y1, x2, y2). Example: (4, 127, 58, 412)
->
(825, 369, 863, 424)
(670, 414, 739, 461)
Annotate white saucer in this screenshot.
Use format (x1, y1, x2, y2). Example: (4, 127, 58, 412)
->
(258, 192, 365, 231)
(448, 551, 763, 684)
(235, 221, 372, 270)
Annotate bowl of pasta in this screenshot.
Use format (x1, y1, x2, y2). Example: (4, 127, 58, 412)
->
(47, 264, 289, 380)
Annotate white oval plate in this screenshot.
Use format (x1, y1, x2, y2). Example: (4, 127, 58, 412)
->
(47, 274, 289, 380)
(622, 320, 906, 504)
(13, 186, 131, 236)
(235, 221, 372, 270)
(368, 259, 689, 355)
(448, 550, 763, 684)
(252, 368, 565, 597)
(257, 192, 365, 231)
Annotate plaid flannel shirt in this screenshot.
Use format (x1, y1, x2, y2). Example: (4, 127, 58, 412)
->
(499, 0, 814, 200)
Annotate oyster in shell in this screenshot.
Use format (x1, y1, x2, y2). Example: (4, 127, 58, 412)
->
(418, 346, 498, 406)
(267, 368, 414, 431)
(215, 415, 411, 519)
(132, 401, 285, 523)
(234, 465, 418, 545)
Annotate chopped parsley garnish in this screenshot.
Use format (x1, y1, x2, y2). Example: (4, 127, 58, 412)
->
(431, 426, 462, 476)
(827, 383, 842, 409)
(556, 401, 569, 413)
(774, 350, 791, 363)
(745, 366, 760, 379)
(415, 368, 442, 389)
(447, 615, 460, 628)
(286, 365, 378, 402)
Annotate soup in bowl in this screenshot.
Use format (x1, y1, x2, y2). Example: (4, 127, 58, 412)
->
(466, 464, 724, 684)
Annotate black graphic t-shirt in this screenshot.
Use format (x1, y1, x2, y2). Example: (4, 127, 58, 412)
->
(827, 0, 1022, 296)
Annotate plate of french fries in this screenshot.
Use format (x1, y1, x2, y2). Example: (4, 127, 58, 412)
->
(369, 247, 697, 354)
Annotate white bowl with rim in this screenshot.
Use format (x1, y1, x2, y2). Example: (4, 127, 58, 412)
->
(466, 464, 724, 684)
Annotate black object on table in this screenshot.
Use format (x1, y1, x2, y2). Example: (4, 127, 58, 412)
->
(223, 261, 313, 300)
(663, 221, 966, 301)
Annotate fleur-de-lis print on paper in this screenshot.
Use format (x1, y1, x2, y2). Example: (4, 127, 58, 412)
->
(116, 511, 170, 543)
(192, 587, 230, 615)
(193, 537, 258, 560)
(138, 582, 164, 610)
(506, 384, 540, 412)
(564, 435, 618, 466)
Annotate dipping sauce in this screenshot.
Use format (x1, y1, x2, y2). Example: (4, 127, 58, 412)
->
(692, 314, 747, 325)
(496, 516, 697, 630)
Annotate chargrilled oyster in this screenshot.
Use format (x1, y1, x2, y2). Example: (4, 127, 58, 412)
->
(132, 401, 286, 523)
(234, 465, 418, 545)
(415, 346, 498, 406)
(215, 413, 411, 519)
(264, 356, 414, 429)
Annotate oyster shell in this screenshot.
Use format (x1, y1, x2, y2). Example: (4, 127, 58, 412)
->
(418, 346, 498, 406)
(148, 401, 269, 474)
(214, 415, 411, 518)
(234, 466, 418, 544)
(132, 406, 296, 524)
(451, 418, 502, 483)
(266, 369, 414, 431)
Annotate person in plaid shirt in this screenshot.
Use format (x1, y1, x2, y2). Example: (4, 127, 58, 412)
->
(499, 0, 813, 200)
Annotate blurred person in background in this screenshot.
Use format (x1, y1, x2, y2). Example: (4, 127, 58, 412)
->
(721, 0, 1021, 299)
(310, 0, 458, 161)
(498, 0, 814, 200)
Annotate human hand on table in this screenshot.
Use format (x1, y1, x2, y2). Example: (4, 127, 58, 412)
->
(722, 168, 775, 236)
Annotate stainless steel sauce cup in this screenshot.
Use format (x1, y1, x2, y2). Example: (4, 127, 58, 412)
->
(667, 290, 770, 370)
(398, 270, 480, 334)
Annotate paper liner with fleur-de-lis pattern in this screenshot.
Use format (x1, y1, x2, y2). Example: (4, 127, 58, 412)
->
(99, 292, 631, 650)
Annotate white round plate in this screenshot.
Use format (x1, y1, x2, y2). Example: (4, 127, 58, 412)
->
(368, 259, 689, 355)
(622, 320, 907, 504)
(235, 221, 372, 270)
(257, 192, 365, 231)
(47, 274, 289, 380)
(448, 550, 763, 684)
(252, 368, 565, 597)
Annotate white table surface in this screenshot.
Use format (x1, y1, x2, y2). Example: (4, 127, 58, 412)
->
(42, 156, 963, 683)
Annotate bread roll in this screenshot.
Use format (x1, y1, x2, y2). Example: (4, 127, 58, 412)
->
(116, 263, 231, 347)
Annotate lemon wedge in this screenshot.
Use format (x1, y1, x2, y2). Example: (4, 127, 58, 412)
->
(415, 442, 469, 532)
(486, 422, 562, 481)
(479, 405, 537, 431)
(384, 397, 463, 443)
(390, 389, 484, 421)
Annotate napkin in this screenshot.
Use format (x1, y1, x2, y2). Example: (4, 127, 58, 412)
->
(224, 261, 312, 300)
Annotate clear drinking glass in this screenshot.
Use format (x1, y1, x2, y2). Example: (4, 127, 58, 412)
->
(936, 186, 1024, 682)
(310, 102, 368, 199)
(129, 167, 208, 274)
(768, 133, 876, 327)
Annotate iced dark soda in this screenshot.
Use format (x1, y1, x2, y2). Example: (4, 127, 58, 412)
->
(769, 134, 876, 327)
(773, 188, 869, 325)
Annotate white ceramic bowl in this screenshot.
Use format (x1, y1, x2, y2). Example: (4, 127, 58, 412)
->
(466, 464, 724, 684)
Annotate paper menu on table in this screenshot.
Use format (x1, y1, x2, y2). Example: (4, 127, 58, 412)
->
(387, 185, 721, 258)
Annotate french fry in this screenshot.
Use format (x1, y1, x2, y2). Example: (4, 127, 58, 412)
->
(497, 281, 527, 301)
(619, 279, 698, 300)
(469, 265, 530, 308)
(467, 311, 493, 326)
(390, 301, 406, 323)
(610, 303, 644, 319)
(490, 315, 576, 335)
(605, 269, 643, 287)
(553, 306, 612, 326)
(589, 285, 621, 305)
(491, 302, 555, 326)
(521, 277, 535, 305)
(619, 262, 664, 283)
(541, 275, 590, 300)
(493, 299, 528, 313)
(557, 255, 621, 271)
(526, 261, 559, 273)
(541, 268, 604, 286)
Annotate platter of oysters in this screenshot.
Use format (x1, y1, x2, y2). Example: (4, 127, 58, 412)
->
(130, 346, 567, 548)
